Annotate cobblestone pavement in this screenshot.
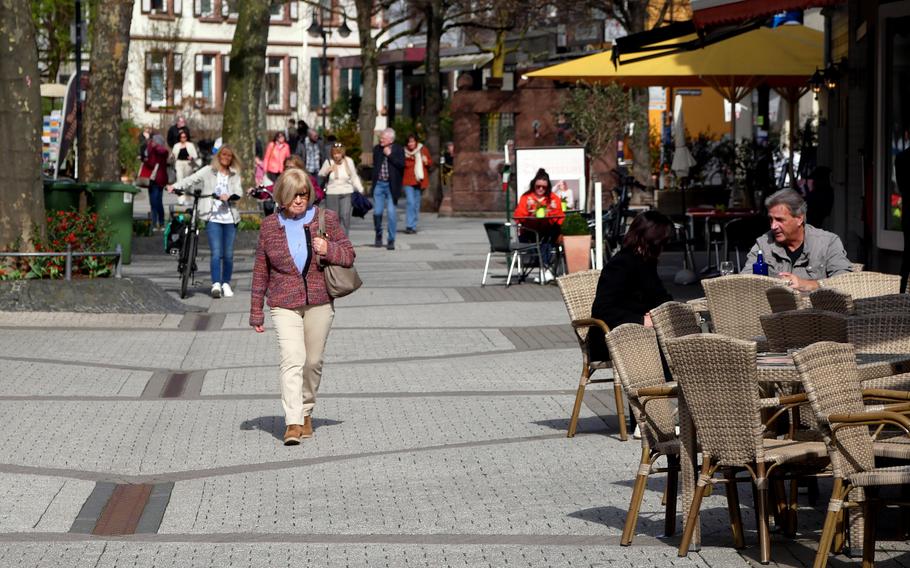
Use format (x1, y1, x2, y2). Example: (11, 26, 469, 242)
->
(1, 212, 909, 567)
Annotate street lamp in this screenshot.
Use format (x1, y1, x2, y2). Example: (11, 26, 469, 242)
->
(308, 7, 351, 132)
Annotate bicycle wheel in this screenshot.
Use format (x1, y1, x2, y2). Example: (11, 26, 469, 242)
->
(180, 232, 197, 299)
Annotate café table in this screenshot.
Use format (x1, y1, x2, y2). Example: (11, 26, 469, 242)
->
(685, 207, 760, 274)
(676, 350, 910, 552)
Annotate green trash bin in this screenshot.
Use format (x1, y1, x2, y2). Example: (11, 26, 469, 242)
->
(86, 182, 139, 265)
(43, 180, 85, 213)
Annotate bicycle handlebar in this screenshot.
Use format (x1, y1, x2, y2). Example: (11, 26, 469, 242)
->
(173, 188, 240, 201)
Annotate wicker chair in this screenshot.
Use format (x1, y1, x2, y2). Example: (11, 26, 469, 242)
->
(759, 309, 848, 353)
(702, 274, 782, 348)
(851, 262, 865, 272)
(605, 324, 680, 545)
(854, 293, 910, 315)
(666, 333, 828, 565)
(819, 271, 900, 299)
(809, 288, 854, 315)
(651, 301, 702, 365)
(766, 286, 808, 313)
(846, 313, 910, 390)
(555, 269, 627, 440)
(792, 342, 910, 568)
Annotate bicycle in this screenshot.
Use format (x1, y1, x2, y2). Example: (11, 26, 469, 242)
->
(597, 168, 645, 258)
(171, 188, 240, 298)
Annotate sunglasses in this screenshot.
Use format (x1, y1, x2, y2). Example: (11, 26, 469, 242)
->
(332, 142, 344, 148)
(534, 183, 548, 189)
(293, 192, 310, 200)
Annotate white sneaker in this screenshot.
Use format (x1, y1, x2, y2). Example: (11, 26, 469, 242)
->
(534, 269, 555, 283)
(633, 424, 642, 439)
(211, 283, 222, 298)
(221, 283, 234, 297)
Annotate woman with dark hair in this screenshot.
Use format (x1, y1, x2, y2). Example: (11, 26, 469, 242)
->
(588, 210, 674, 361)
(513, 168, 565, 282)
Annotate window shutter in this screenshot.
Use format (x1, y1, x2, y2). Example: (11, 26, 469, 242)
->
(352, 68, 361, 97)
(340, 68, 349, 95)
(194, 54, 203, 103)
(310, 57, 320, 111)
(221, 0, 229, 18)
(173, 0, 182, 15)
(141, 0, 151, 13)
(194, 0, 201, 16)
(289, 1, 298, 20)
(289, 57, 298, 110)
(221, 54, 230, 104)
(173, 53, 183, 105)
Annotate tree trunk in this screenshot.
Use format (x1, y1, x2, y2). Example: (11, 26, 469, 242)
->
(0, 0, 45, 249)
(81, 0, 134, 182)
(222, 0, 272, 189)
(421, 0, 443, 211)
(354, 0, 379, 166)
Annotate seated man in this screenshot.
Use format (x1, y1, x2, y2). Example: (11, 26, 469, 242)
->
(745, 189, 852, 291)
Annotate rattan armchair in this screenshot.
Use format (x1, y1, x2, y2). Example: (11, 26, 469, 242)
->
(651, 301, 702, 365)
(792, 342, 910, 568)
(556, 269, 627, 440)
(759, 309, 848, 353)
(605, 324, 680, 545)
(819, 271, 900, 299)
(702, 274, 782, 348)
(847, 313, 910, 390)
(766, 286, 809, 313)
(809, 288, 854, 314)
(854, 293, 910, 315)
(666, 333, 828, 565)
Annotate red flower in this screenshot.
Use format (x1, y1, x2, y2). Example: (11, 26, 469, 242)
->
(64, 233, 78, 245)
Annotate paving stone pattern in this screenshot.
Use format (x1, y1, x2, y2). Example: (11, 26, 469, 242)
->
(1, 214, 906, 567)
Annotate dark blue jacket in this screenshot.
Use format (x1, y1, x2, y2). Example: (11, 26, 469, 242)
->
(371, 143, 405, 203)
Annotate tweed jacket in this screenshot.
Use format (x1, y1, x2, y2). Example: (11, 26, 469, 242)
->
(249, 207, 355, 326)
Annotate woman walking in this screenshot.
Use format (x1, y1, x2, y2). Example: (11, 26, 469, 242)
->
(171, 130, 199, 205)
(318, 142, 363, 234)
(139, 133, 170, 231)
(263, 132, 291, 183)
(166, 145, 243, 298)
(402, 134, 432, 234)
(249, 169, 355, 445)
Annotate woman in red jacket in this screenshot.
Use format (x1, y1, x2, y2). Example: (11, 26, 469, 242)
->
(402, 133, 432, 234)
(250, 168, 354, 445)
(263, 132, 291, 183)
(513, 168, 564, 281)
(138, 133, 170, 230)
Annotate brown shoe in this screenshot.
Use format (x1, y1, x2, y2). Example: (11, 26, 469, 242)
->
(283, 424, 304, 445)
(300, 416, 314, 438)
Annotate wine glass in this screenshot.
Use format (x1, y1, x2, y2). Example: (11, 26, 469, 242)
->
(719, 261, 735, 276)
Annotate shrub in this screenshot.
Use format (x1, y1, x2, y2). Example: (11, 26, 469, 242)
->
(237, 214, 261, 231)
(561, 213, 590, 236)
(6, 210, 115, 279)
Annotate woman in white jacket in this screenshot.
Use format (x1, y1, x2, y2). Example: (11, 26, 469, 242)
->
(171, 130, 200, 205)
(166, 145, 243, 298)
(318, 143, 363, 234)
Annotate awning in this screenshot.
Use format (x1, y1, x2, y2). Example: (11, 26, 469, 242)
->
(414, 53, 493, 75)
(691, 0, 845, 28)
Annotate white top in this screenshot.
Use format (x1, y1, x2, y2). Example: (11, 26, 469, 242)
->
(209, 172, 234, 224)
(318, 156, 364, 195)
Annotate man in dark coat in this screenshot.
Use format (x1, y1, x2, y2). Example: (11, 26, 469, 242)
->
(370, 127, 405, 250)
(166, 115, 190, 148)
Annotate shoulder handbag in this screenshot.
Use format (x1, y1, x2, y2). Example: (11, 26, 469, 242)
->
(317, 208, 362, 298)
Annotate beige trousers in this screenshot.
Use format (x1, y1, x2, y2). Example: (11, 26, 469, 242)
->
(271, 303, 335, 425)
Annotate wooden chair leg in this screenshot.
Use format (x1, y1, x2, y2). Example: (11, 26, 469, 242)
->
(567, 367, 588, 438)
(613, 381, 628, 441)
(724, 469, 745, 549)
(813, 478, 846, 568)
(786, 478, 799, 537)
(621, 449, 652, 546)
(861, 490, 878, 568)
(664, 455, 679, 538)
(756, 476, 772, 565)
(679, 461, 715, 557)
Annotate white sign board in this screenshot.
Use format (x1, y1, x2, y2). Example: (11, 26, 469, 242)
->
(515, 146, 587, 211)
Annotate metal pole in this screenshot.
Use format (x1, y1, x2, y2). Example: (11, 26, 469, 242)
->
(74, 0, 83, 179)
(320, 3, 328, 134)
(65, 244, 73, 281)
(115, 244, 123, 278)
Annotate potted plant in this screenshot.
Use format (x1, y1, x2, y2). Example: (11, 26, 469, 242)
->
(561, 213, 592, 273)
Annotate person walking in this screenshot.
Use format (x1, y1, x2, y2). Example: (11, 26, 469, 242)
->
(250, 168, 355, 445)
(139, 133, 170, 231)
(318, 142, 363, 234)
(263, 132, 291, 183)
(371, 128, 405, 249)
(166, 145, 243, 299)
(402, 133, 432, 234)
(167, 115, 190, 148)
(171, 130, 200, 205)
(296, 128, 325, 178)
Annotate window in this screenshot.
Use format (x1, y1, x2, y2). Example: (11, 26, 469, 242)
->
(195, 0, 217, 18)
(479, 113, 515, 152)
(141, 0, 181, 17)
(309, 57, 333, 113)
(269, 1, 297, 23)
(266, 55, 298, 113)
(145, 51, 183, 110)
(194, 54, 217, 109)
(883, 15, 910, 233)
(221, 54, 230, 105)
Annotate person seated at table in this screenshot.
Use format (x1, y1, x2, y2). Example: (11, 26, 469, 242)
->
(513, 168, 565, 282)
(588, 210, 674, 362)
(744, 189, 852, 291)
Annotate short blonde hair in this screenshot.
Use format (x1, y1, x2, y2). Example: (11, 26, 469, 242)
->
(273, 168, 313, 207)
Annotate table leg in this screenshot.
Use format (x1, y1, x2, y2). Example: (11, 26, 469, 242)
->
(678, 390, 701, 552)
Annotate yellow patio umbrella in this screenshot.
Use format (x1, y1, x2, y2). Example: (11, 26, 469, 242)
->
(527, 24, 822, 145)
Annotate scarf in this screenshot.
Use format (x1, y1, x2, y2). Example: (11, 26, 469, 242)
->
(405, 143, 425, 182)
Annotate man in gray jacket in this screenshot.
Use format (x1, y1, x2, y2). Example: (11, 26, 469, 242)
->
(744, 189, 853, 291)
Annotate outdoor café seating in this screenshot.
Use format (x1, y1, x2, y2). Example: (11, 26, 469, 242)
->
(759, 309, 848, 353)
(555, 269, 628, 440)
(854, 293, 910, 315)
(480, 222, 543, 287)
(702, 274, 782, 349)
(766, 285, 809, 313)
(650, 301, 702, 365)
(809, 288, 854, 314)
(819, 271, 901, 299)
